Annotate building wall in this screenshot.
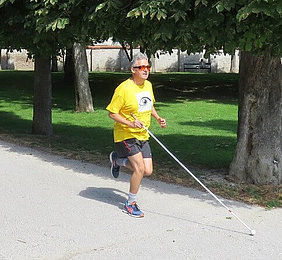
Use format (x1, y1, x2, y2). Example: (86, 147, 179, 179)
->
(1, 49, 34, 70)
(87, 48, 122, 71)
(0, 47, 239, 73)
(153, 50, 179, 72)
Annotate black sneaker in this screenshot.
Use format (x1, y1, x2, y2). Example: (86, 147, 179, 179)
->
(109, 151, 120, 178)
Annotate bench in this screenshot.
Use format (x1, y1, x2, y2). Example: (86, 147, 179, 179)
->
(184, 62, 211, 73)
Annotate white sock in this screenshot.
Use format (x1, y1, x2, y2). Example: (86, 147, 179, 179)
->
(128, 192, 137, 203)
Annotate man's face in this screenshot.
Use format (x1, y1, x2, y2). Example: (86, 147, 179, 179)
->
(131, 59, 150, 81)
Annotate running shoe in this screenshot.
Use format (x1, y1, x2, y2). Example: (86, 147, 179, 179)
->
(122, 201, 144, 218)
(109, 151, 120, 178)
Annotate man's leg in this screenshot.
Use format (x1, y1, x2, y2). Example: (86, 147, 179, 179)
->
(122, 152, 146, 217)
(112, 139, 153, 217)
(116, 157, 152, 177)
(127, 152, 145, 194)
(109, 151, 120, 178)
(143, 157, 153, 176)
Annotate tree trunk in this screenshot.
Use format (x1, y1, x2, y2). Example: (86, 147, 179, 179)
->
(230, 50, 239, 73)
(122, 43, 133, 62)
(64, 48, 74, 83)
(73, 42, 94, 112)
(229, 51, 282, 185)
(32, 56, 53, 136)
(51, 55, 58, 72)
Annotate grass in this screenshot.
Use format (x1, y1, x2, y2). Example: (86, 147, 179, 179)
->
(0, 70, 281, 208)
(0, 71, 238, 168)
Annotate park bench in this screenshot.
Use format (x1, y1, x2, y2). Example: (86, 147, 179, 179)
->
(184, 61, 211, 73)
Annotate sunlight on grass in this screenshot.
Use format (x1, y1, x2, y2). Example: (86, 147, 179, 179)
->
(0, 71, 238, 169)
(150, 100, 237, 168)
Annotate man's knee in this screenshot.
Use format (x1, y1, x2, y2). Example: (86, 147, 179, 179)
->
(144, 167, 153, 176)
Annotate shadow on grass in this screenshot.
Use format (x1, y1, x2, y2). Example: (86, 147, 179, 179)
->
(51, 125, 236, 170)
(0, 110, 236, 170)
(179, 120, 237, 134)
(52, 123, 114, 154)
(0, 111, 32, 133)
(0, 89, 33, 108)
(0, 71, 239, 111)
(149, 133, 236, 170)
(87, 71, 239, 105)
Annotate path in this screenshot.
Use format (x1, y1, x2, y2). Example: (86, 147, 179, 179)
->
(0, 140, 281, 260)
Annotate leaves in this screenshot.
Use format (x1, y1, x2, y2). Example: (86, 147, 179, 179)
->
(0, 0, 15, 7)
(195, 0, 208, 7)
(1, 0, 281, 57)
(172, 10, 186, 22)
(127, 2, 168, 20)
(236, 8, 250, 21)
(95, 2, 106, 12)
(236, 0, 282, 21)
(215, 1, 235, 13)
(56, 17, 69, 30)
(127, 7, 142, 18)
(216, 3, 224, 13)
(156, 9, 167, 20)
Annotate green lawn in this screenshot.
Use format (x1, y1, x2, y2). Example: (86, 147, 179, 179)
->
(0, 70, 238, 172)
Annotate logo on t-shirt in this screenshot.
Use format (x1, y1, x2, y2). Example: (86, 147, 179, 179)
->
(136, 91, 153, 112)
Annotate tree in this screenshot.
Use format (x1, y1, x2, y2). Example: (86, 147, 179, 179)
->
(62, 43, 94, 112)
(32, 57, 52, 135)
(73, 42, 94, 112)
(25, 0, 96, 113)
(101, 0, 281, 185)
(64, 48, 75, 83)
(0, 0, 99, 134)
(229, 52, 281, 184)
(0, 0, 56, 135)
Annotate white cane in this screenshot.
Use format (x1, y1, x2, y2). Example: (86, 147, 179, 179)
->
(142, 124, 256, 236)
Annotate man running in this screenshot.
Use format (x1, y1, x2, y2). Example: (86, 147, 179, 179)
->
(106, 52, 166, 217)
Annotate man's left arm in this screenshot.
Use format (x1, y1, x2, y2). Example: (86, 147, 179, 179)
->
(151, 106, 167, 128)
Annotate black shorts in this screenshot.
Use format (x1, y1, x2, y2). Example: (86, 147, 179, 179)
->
(114, 138, 152, 158)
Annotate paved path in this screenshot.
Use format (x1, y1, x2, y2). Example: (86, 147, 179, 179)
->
(0, 140, 281, 260)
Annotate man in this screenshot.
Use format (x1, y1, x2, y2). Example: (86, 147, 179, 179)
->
(106, 52, 166, 218)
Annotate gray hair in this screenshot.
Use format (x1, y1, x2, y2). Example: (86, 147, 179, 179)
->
(131, 52, 148, 67)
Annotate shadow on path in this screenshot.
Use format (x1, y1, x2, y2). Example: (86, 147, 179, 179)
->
(79, 187, 127, 210)
(79, 187, 248, 236)
(0, 138, 253, 212)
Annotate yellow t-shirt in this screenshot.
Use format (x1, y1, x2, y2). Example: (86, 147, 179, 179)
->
(106, 78, 155, 142)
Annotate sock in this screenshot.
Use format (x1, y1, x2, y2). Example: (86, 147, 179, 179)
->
(127, 192, 137, 203)
(116, 158, 128, 167)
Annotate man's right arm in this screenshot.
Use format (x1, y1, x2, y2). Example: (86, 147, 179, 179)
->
(108, 112, 143, 128)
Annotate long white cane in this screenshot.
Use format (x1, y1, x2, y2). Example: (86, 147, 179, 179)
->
(143, 124, 256, 236)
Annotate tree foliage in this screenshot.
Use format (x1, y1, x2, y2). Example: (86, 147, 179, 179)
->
(94, 0, 282, 56)
(1, 0, 281, 60)
(0, 0, 106, 56)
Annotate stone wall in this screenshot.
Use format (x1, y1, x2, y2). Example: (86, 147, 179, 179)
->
(0, 49, 34, 70)
(0, 47, 239, 73)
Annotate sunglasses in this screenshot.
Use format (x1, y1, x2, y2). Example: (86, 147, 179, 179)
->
(133, 65, 151, 71)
